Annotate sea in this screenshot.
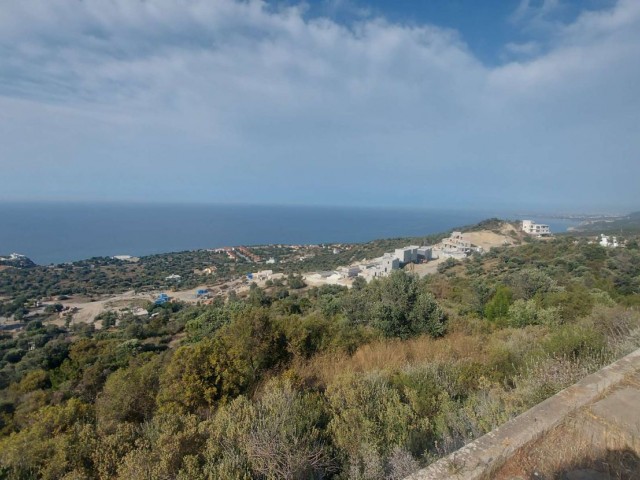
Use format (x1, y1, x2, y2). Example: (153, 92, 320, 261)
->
(0, 203, 582, 265)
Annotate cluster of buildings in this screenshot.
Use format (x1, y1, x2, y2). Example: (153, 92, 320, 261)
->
(210, 246, 263, 263)
(435, 232, 482, 260)
(211, 247, 241, 261)
(522, 220, 551, 236)
(236, 246, 261, 262)
(309, 232, 482, 284)
(0, 253, 26, 262)
(599, 234, 619, 248)
(247, 270, 274, 281)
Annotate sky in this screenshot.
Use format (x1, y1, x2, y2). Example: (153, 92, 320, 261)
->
(0, 0, 638, 212)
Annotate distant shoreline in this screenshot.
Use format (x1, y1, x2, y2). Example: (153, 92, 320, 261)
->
(0, 204, 591, 265)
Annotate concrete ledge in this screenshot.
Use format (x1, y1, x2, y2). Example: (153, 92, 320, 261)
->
(405, 348, 640, 480)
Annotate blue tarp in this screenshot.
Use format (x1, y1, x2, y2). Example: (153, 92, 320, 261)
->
(155, 293, 169, 305)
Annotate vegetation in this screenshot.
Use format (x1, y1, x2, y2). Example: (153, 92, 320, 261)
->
(0, 235, 443, 303)
(571, 211, 640, 235)
(1, 230, 640, 479)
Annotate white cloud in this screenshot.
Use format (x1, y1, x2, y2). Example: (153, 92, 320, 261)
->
(0, 0, 639, 210)
(509, 0, 563, 27)
(503, 41, 541, 58)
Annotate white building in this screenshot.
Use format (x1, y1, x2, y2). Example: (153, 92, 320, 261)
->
(254, 270, 274, 280)
(417, 246, 434, 261)
(357, 253, 400, 280)
(437, 249, 468, 260)
(380, 253, 400, 273)
(112, 255, 139, 262)
(338, 266, 361, 278)
(522, 220, 551, 236)
(394, 246, 419, 264)
(442, 232, 472, 254)
(599, 234, 619, 248)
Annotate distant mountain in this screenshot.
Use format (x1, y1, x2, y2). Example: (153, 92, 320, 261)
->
(572, 212, 640, 233)
(0, 253, 36, 269)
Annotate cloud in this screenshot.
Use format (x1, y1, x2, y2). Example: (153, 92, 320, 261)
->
(0, 0, 638, 210)
(509, 0, 563, 27)
(502, 41, 541, 59)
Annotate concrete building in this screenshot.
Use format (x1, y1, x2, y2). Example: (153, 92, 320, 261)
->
(436, 249, 468, 260)
(304, 270, 343, 286)
(600, 234, 619, 248)
(356, 253, 400, 281)
(394, 246, 419, 264)
(253, 270, 274, 280)
(338, 266, 361, 278)
(522, 220, 551, 236)
(417, 246, 434, 261)
(380, 253, 400, 274)
(442, 232, 472, 254)
(112, 255, 139, 262)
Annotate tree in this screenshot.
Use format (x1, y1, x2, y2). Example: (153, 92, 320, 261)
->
(287, 274, 306, 290)
(95, 354, 162, 431)
(157, 309, 288, 414)
(364, 271, 446, 339)
(484, 285, 513, 320)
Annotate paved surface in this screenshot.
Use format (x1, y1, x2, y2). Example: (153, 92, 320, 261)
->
(404, 348, 640, 480)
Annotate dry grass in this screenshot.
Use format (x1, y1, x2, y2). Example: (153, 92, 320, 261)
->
(291, 331, 490, 387)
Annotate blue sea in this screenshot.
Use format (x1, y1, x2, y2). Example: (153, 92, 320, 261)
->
(0, 203, 582, 265)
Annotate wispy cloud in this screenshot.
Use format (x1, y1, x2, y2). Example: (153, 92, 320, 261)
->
(509, 0, 563, 28)
(0, 0, 638, 210)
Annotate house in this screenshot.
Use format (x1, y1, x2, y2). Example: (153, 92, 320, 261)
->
(417, 246, 434, 261)
(442, 232, 472, 253)
(522, 220, 551, 236)
(254, 270, 273, 280)
(599, 234, 619, 248)
(338, 266, 361, 278)
(394, 246, 419, 264)
(112, 255, 139, 262)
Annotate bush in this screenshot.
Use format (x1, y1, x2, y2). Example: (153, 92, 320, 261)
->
(326, 372, 426, 477)
(543, 325, 605, 359)
(484, 286, 513, 321)
(346, 271, 447, 339)
(508, 299, 559, 327)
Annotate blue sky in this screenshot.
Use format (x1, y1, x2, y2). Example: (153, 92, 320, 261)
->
(0, 0, 638, 212)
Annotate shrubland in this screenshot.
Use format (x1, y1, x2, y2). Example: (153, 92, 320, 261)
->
(0, 235, 639, 479)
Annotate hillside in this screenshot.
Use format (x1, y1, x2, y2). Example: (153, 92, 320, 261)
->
(0, 254, 35, 270)
(0, 224, 639, 479)
(571, 211, 640, 234)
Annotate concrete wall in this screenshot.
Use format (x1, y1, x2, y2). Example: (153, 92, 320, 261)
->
(404, 348, 640, 480)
